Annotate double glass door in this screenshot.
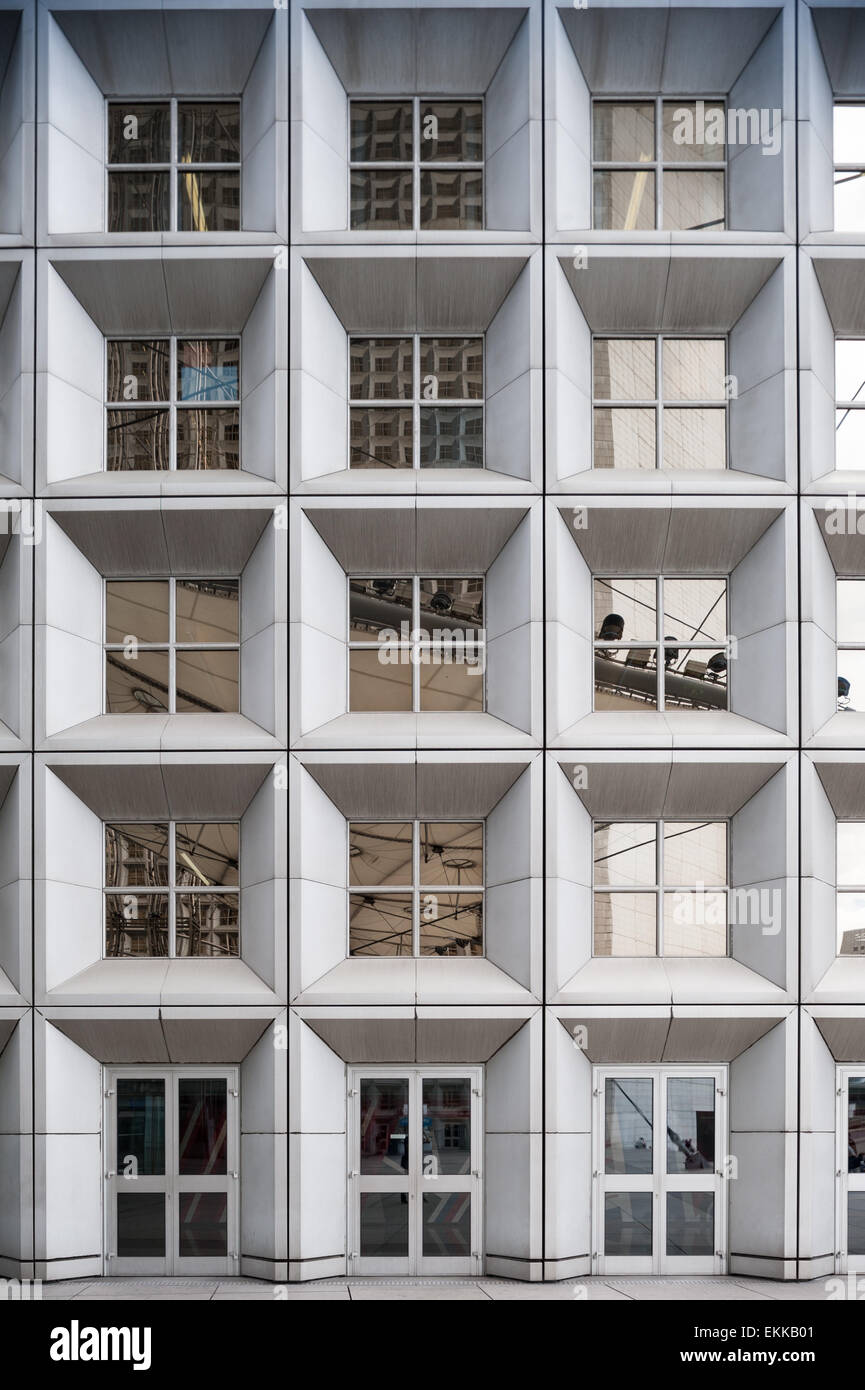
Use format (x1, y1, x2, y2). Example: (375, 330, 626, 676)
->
(594, 1066, 726, 1275)
(349, 1067, 482, 1275)
(105, 1068, 238, 1275)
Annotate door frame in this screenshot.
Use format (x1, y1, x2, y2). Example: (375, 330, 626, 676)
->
(836, 1064, 865, 1273)
(347, 1064, 483, 1277)
(592, 1063, 728, 1276)
(103, 1065, 239, 1277)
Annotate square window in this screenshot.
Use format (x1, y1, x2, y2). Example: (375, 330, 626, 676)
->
(350, 98, 483, 231)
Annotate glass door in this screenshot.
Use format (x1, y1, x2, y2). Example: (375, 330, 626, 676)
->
(594, 1066, 726, 1275)
(349, 1067, 482, 1276)
(837, 1069, 865, 1272)
(105, 1068, 238, 1276)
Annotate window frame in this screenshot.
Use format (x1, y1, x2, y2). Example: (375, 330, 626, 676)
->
(834, 336, 865, 472)
(347, 574, 487, 713)
(591, 574, 730, 712)
(833, 102, 865, 232)
(347, 818, 485, 958)
(347, 332, 485, 470)
(836, 577, 865, 713)
(835, 819, 865, 957)
(591, 817, 730, 958)
(104, 334, 241, 472)
(590, 332, 729, 472)
(105, 97, 242, 233)
(591, 96, 728, 232)
(348, 95, 485, 231)
(103, 575, 242, 716)
(103, 819, 241, 959)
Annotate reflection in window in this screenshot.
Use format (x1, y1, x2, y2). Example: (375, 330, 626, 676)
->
(348, 576, 485, 712)
(349, 820, 483, 956)
(593, 99, 725, 231)
(106, 338, 240, 471)
(593, 576, 728, 712)
(593, 820, 728, 957)
(593, 337, 727, 470)
(848, 1077, 865, 1173)
(837, 823, 865, 956)
(834, 105, 865, 231)
(350, 99, 483, 230)
(105, 820, 239, 958)
(104, 578, 239, 714)
(350, 336, 483, 469)
(107, 100, 241, 232)
(837, 579, 865, 712)
(836, 341, 865, 472)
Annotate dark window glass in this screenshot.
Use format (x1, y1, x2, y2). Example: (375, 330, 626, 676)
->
(107, 409, 171, 470)
(175, 824, 239, 888)
(105, 580, 171, 645)
(666, 1192, 714, 1257)
(108, 103, 170, 164)
(107, 341, 170, 402)
(350, 891, 413, 955)
(106, 648, 171, 714)
(604, 1192, 653, 1256)
(350, 338, 413, 400)
(351, 170, 413, 229)
(178, 103, 240, 163)
(177, 339, 239, 402)
(178, 1078, 228, 1175)
(360, 1192, 409, 1256)
(420, 169, 482, 229)
(117, 1192, 166, 1258)
(174, 648, 239, 714)
(349, 407, 413, 467)
(422, 1193, 471, 1255)
(349, 577, 413, 640)
(419, 338, 482, 399)
(105, 824, 169, 889)
(605, 1077, 653, 1173)
(418, 577, 483, 629)
(419, 405, 483, 467)
(178, 170, 241, 232)
(360, 1079, 410, 1174)
(106, 892, 169, 955)
(108, 171, 170, 233)
(176, 408, 240, 470)
(175, 579, 239, 644)
(116, 1078, 166, 1174)
(175, 892, 239, 956)
(420, 102, 482, 162)
(350, 101, 413, 162)
(350, 823, 413, 888)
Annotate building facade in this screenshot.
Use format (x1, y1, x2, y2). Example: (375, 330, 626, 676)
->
(0, 0, 864, 1286)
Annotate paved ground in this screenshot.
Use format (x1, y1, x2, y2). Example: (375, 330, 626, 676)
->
(22, 1275, 843, 1301)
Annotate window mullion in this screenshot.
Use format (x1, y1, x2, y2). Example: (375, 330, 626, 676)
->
(169, 578, 176, 714)
(656, 333, 663, 470)
(656, 97, 663, 230)
(413, 820, 420, 956)
(657, 576, 665, 711)
(170, 100, 178, 231)
(413, 575, 420, 711)
(170, 337, 177, 471)
(169, 822, 176, 957)
(414, 334, 420, 471)
(657, 819, 664, 955)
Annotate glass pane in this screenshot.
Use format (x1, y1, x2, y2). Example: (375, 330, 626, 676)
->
(350, 101, 413, 163)
(360, 1078, 409, 1175)
(837, 341, 865, 403)
(178, 103, 240, 163)
(106, 649, 170, 714)
(663, 408, 726, 470)
(835, 106, 865, 165)
(664, 649, 728, 708)
(848, 1077, 865, 1171)
(605, 1077, 653, 1173)
(663, 579, 727, 644)
(420, 823, 482, 888)
(595, 649, 658, 710)
(838, 823, 865, 887)
(178, 1078, 227, 1175)
(663, 892, 727, 955)
(420, 339, 482, 400)
(418, 578, 483, 632)
(350, 891, 413, 955)
(850, 1193, 865, 1254)
(360, 1192, 409, 1257)
(349, 822, 413, 888)
(593, 822, 656, 888)
(418, 647, 484, 711)
(106, 580, 170, 645)
(418, 891, 482, 956)
(836, 407, 865, 470)
(662, 101, 726, 162)
(593, 339, 655, 402)
(116, 1077, 165, 1174)
(107, 409, 171, 470)
(421, 102, 482, 162)
(422, 1194, 471, 1256)
(175, 649, 239, 714)
(593, 103, 655, 162)
(351, 170, 413, 229)
(664, 822, 726, 888)
(662, 170, 725, 231)
(838, 892, 865, 954)
(350, 407, 413, 468)
(178, 171, 240, 233)
(117, 1193, 165, 1258)
(419, 406, 483, 467)
(350, 649, 413, 711)
(176, 894, 239, 957)
(108, 172, 170, 233)
(836, 172, 865, 232)
(594, 892, 656, 955)
(593, 578, 657, 643)
(838, 650, 865, 712)
(666, 1192, 714, 1257)
(176, 408, 240, 470)
(176, 580, 239, 644)
(667, 1077, 715, 1173)
(107, 341, 170, 403)
(350, 577, 413, 640)
(105, 823, 169, 888)
(179, 1193, 227, 1257)
(593, 407, 656, 469)
(593, 169, 655, 231)
(108, 103, 170, 164)
(838, 581, 865, 643)
(664, 340, 726, 401)
(106, 892, 169, 956)
(605, 1192, 653, 1256)
(177, 339, 239, 402)
(423, 1078, 471, 1174)
(176, 823, 238, 888)
(350, 338, 413, 400)
(420, 170, 483, 230)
